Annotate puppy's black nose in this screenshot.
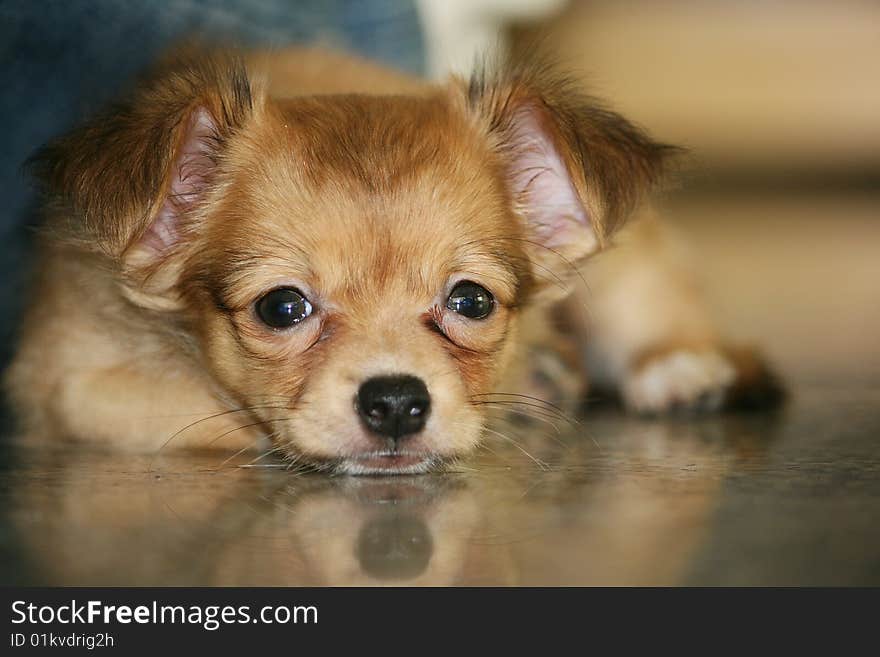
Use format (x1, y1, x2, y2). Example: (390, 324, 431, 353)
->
(357, 376, 431, 442)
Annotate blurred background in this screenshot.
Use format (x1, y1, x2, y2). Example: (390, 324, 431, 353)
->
(2, 0, 878, 387)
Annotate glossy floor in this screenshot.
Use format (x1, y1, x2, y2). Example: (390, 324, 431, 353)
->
(1, 192, 878, 586)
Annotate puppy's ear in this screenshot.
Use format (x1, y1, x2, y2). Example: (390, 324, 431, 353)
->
(29, 49, 263, 308)
(458, 58, 677, 295)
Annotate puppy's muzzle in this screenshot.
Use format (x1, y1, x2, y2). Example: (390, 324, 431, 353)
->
(356, 375, 431, 445)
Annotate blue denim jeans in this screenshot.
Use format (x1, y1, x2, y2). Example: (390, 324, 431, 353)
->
(0, 0, 425, 364)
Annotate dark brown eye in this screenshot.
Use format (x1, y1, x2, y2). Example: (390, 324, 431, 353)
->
(255, 288, 312, 328)
(446, 281, 494, 319)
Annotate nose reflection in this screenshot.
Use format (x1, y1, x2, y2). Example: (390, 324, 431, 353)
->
(357, 512, 433, 580)
(284, 476, 479, 585)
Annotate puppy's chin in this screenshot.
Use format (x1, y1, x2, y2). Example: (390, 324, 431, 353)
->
(278, 429, 476, 476)
(334, 452, 444, 476)
(287, 446, 458, 476)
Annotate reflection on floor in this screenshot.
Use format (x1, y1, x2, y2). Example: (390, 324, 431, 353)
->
(1, 192, 878, 586)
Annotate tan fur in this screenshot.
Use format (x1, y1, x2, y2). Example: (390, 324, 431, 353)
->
(5, 46, 779, 474)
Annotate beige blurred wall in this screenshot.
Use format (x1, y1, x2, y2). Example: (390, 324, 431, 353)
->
(515, 0, 880, 173)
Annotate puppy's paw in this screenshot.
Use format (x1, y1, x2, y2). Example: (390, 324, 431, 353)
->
(622, 348, 737, 415)
(622, 345, 785, 415)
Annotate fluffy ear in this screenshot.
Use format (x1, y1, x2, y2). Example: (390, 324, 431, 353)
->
(460, 58, 677, 294)
(28, 49, 262, 307)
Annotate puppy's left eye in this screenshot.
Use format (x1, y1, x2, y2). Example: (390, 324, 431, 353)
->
(255, 288, 313, 329)
(446, 281, 494, 319)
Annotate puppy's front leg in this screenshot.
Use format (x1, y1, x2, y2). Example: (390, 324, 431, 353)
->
(11, 355, 265, 453)
(578, 208, 781, 414)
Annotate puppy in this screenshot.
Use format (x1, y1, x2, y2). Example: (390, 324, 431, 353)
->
(5, 47, 779, 474)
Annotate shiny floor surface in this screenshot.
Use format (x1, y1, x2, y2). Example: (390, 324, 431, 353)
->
(1, 192, 878, 586)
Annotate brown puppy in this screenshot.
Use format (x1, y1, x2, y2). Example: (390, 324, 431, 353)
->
(5, 47, 778, 474)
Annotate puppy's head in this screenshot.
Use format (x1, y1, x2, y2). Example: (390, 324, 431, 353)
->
(32, 50, 672, 473)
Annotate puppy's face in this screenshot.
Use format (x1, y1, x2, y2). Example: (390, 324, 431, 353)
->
(34, 52, 670, 473)
(188, 97, 527, 472)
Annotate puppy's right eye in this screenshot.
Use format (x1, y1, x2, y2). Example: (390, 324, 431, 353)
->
(255, 288, 313, 329)
(446, 281, 494, 319)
